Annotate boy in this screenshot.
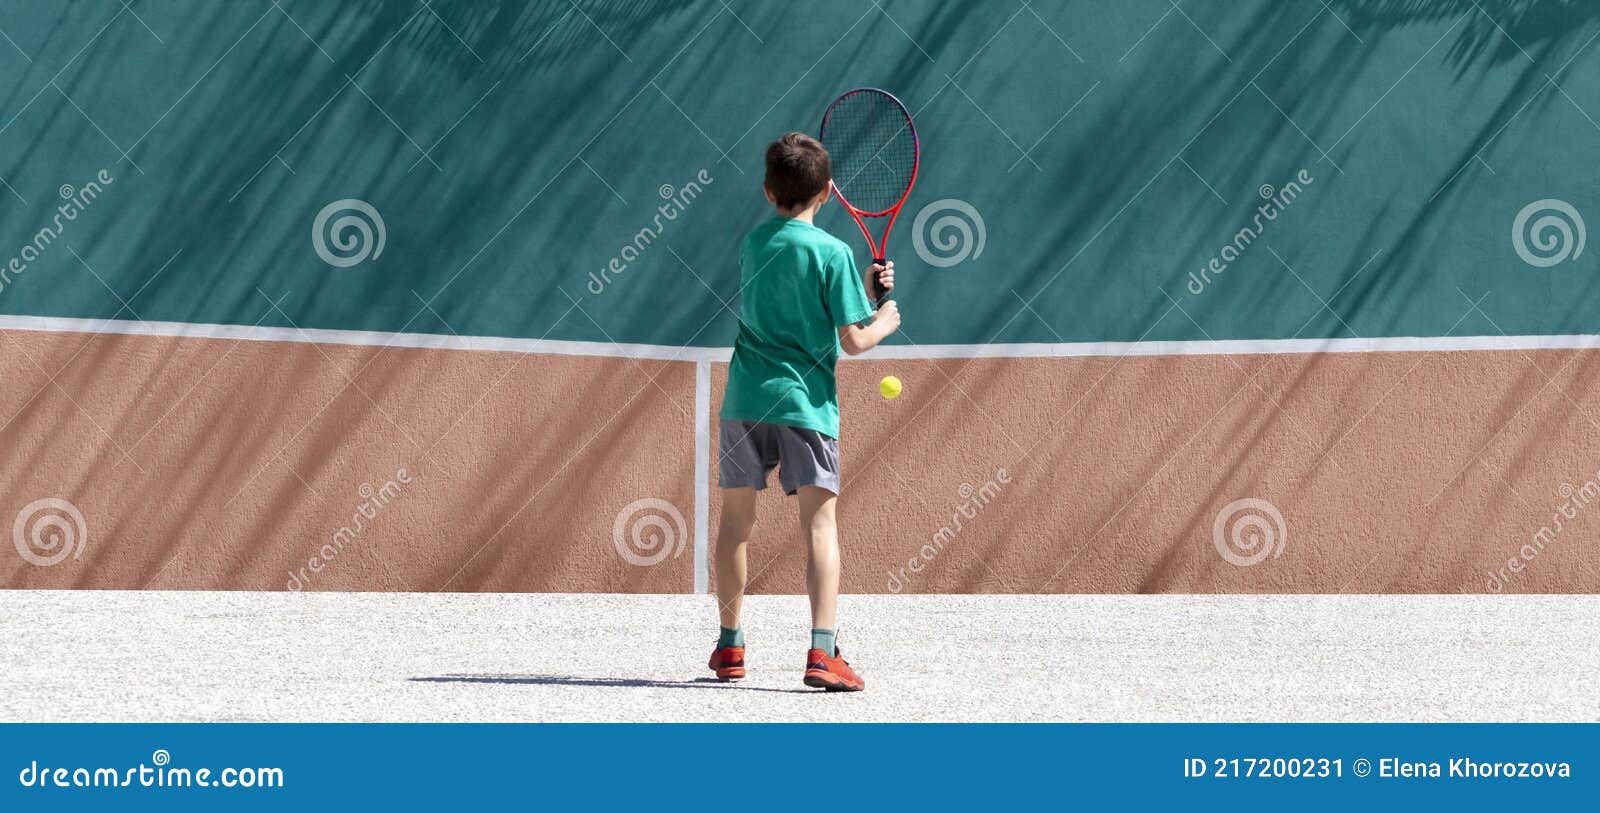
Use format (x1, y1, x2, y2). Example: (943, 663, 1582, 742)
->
(708, 132, 900, 692)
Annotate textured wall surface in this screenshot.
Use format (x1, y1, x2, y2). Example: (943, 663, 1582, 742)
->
(0, 329, 697, 592)
(724, 352, 1600, 594)
(1, 2, 1597, 345)
(8, 326, 1593, 593)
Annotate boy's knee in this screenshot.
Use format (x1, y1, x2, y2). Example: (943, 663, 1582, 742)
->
(807, 511, 836, 537)
(717, 513, 755, 540)
(805, 520, 839, 555)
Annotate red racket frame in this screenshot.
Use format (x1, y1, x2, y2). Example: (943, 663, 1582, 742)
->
(820, 87, 920, 304)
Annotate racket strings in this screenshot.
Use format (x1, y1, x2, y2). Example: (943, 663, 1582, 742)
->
(822, 92, 917, 215)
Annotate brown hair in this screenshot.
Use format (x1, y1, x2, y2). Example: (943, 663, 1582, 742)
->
(764, 132, 831, 209)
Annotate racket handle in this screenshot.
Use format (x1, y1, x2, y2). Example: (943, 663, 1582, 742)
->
(872, 256, 891, 306)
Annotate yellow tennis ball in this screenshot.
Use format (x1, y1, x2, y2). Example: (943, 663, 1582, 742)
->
(879, 375, 902, 399)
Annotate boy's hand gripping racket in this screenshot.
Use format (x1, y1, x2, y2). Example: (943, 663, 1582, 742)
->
(820, 88, 920, 306)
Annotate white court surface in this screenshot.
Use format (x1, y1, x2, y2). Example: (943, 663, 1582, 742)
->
(2, 591, 1596, 723)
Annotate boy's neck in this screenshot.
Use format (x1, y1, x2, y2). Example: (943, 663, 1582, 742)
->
(775, 203, 819, 223)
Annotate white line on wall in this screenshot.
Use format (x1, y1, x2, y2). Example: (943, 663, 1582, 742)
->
(693, 359, 710, 595)
(3, 314, 1599, 361)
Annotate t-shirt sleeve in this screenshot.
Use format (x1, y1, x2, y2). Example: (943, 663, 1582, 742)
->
(825, 245, 874, 328)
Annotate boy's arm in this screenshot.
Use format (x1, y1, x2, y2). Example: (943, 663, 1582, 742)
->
(838, 261, 898, 356)
(839, 301, 899, 355)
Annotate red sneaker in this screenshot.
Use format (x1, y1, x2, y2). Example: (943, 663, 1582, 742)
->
(708, 645, 746, 681)
(803, 647, 865, 692)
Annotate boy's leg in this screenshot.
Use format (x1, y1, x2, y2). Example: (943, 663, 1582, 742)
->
(797, 485, 839, 633)
(709, 487, 757, 681)
(797, 484, 863, 691)
(715, 487, 758, 631)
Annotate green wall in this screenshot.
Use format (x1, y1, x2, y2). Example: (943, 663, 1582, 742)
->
(1, 0, 1596, 346)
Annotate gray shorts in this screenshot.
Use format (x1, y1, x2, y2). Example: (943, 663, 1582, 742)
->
(717, 420, 841, 495)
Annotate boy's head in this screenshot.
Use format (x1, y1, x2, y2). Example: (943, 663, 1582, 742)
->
(764, 132, 831, 210)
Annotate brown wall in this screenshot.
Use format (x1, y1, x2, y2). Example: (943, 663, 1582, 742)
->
(0, 328, 695, 592)
(720, 350, 1600, 594)
(4, 325, 1598, 593)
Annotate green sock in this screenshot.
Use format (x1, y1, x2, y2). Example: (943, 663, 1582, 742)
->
(810, 628, 836, 654)
(718, 626, 744, 648)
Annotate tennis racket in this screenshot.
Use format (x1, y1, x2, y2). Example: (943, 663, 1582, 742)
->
(819, 87, 920, 306)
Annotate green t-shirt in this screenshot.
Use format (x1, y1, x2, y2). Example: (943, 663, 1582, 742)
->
(721, 216, 873, 438)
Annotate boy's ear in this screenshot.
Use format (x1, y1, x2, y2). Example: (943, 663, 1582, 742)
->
(816, 185, 831, 208)
(763, 183, 776, 204)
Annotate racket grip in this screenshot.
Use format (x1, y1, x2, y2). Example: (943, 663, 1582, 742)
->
(872, 256, 891, 306)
